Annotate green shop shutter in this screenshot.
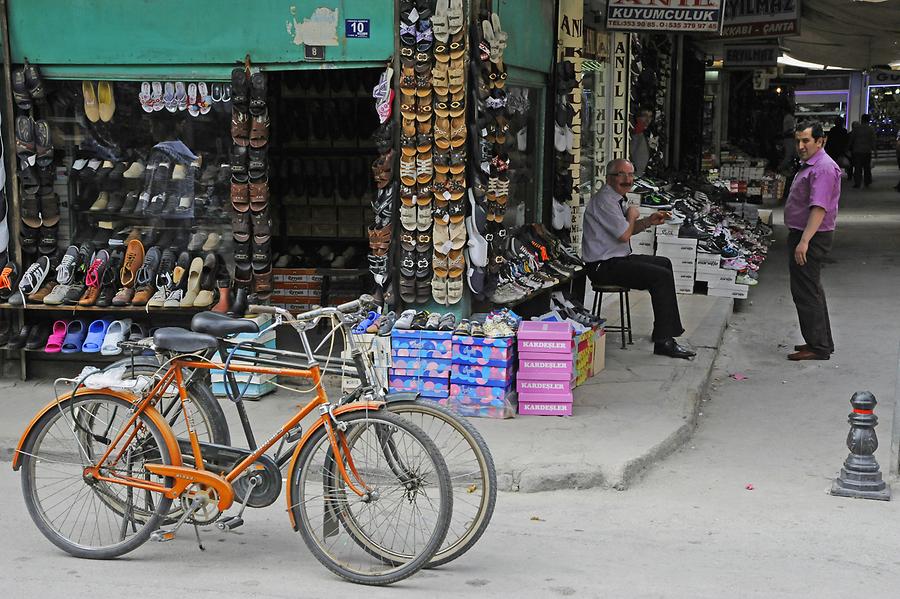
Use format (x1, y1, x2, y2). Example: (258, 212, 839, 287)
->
(7, 0, 395, 79)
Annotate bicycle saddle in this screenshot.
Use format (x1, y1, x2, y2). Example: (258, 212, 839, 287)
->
(153, 327, 218, 353)
(191, 311, 260, 337)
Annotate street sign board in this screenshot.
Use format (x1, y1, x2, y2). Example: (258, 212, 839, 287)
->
(605, 0, 724, 34)
(724, 42, 780, 68)
(721, 0, 801, 39)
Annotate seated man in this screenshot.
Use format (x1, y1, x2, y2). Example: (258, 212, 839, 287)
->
(581, 158, 695, 359)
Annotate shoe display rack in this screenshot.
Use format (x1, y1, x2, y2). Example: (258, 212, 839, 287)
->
(0, 72, 239, 378)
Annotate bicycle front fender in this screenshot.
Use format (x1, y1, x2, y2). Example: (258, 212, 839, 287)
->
(285, 401, 384, 530)
(11, 388, 183, 471)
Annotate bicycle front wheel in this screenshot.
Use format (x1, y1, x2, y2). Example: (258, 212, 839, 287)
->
(19, 393, 175, 559)
(291, 410, 452, 585)
(385, 400, 496, 567)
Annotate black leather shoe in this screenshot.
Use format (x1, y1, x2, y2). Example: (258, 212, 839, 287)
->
(654, 338, 696, 359)
(228, 287, 248, 318)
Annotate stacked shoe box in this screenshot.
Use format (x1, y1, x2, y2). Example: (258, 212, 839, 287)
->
(211, 313, 275, 399)
(655, 224, 696, 295)
(389, 330, 452, 399)
(271, 268, 322, 313)
(695, 251, 749, 299)
(633, 206, 657, 255)
(446, 335, 517, 419)
(516, 321, 574, 416)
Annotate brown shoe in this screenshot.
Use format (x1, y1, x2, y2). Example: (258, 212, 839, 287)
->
(793, 344, 808, 351)
(78, 285, 101, 306)
(119, 239, 144, 290)
(28, 280, 56, 303)
(131, 287, 155, 306)
(787, 349, 829, 361)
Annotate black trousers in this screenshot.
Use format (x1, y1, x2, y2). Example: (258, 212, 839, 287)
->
(787, 229, 835, 354)
(587, 254, 684, 342)
(851, 151, 872, 187)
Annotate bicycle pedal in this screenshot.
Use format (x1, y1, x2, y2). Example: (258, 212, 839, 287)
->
(216, 516, 244, 531)
(150, 529, 177, 542)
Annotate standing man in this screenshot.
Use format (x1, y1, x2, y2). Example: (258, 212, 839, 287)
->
(629, 108, 653, 178)
(847, 113, 876, 188)
(824, 115, 849, 177)
(784, 122, 842, 361)
(582, 158, 695, 359)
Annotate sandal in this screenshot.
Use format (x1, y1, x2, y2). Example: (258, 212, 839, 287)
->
(44, 320, 68, 353)
(232, 212, 251, 243)
(431, 276, 448, 305)
(416, 152, 433, 184)
(447, 0, 464, 34)
(61, 319, 88, 354)
(231, 110, 251, 146)
(24, 62, 46, 99)
(250, 207, 271, 236)
(433, 0, 450, 42)
(249, 111, 270, 148)
(400, 276, 417, 303)
(12, 68, 30, 110)
(15, 116, 35, 161)
(33, 120, 53, 167)
(454, 318, 471, 335)
(249, 72, 267, 116)
(81, 320, 111, 353)
(231, 67, 249, 109)
(368, 223, 393, 256)
(231, 181, 250, 212)
(249, 180, 269, 211)
(400, 204, 417, 231)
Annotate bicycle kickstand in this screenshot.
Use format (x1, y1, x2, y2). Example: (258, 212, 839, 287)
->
(150, 495, 208, 546)
(216, 475, 260, 532)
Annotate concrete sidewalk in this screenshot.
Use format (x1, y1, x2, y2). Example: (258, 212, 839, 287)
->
(0, 290, 734, 493)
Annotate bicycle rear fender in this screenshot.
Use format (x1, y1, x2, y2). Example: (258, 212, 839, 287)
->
(11, 388, 183, 471)
(385, 391, 420, 403)
(285, 401, 384, 530)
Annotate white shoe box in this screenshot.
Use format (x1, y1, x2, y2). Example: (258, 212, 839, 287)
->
(657, 253, 697, 270)
(707, 283, 749, 299)
(655, 223, 681, 238)
(676, 283, 695, 295)
(696, 251, 722, 268)
(696, 268, 737, 286)
(656, 235, 697, 249)
(632, 241, 655, 255)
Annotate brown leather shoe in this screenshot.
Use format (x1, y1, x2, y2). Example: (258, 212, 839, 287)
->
(788, 349, 829, 361)
(793, 344, 808, 351)
(78, 284, 101, 306)
(119, 239, 144, 290)
(28, 280, 55, 303)
(131, 287, 155, 306)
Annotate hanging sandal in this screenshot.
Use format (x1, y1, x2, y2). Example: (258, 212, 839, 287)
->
(431, 276, 449, 305)
(249, 111, 270, 148)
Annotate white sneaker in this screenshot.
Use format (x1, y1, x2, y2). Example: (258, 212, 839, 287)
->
(147, 286, 168, 308)
(735, 273, 758, 286)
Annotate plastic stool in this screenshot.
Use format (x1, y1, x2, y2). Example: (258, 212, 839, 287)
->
(591, 284, 633, 349)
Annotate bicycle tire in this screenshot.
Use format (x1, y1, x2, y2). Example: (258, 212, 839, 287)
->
(290, 410, 452, 585)
(20, 392, 175, 559)
(107, 356, 230, 446)
(385, 400, 496, 567)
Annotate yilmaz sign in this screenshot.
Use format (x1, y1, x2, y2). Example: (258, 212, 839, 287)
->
(721, 0, 801, 39)
(605, 0, 724, 33)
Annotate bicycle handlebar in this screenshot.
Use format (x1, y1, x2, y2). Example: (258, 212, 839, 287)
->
(248, 294, 375, 323)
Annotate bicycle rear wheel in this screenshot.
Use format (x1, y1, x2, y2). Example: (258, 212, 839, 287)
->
(19, 393, 175, 559)
(385, 400, 496, 567)
(291, 410, 452, 585)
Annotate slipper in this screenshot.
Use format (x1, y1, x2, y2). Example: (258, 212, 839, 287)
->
(139, 82, 153, 112)
(12, 68, 31, 110)
(81, 319, 111, 353)
(187, 82, 200, 117)
(15, 115, 35, 161)
(24, 62, 46, 99)
(431, 276, 448, 305)
(198, 82, 212, 114)
(353, 311, 378, 334)
(175, 81, 188, 111)
(100, 319, 132, 355)
(151, 81, 164, 111)
(44, 320, 68, 353)
(447, 275, 463, 304)
(161, 81, 175, 111)
(128, 322, 147, 342)
(61, 319, 88, 353)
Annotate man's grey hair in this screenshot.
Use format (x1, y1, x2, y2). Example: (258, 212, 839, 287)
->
(605, 158, 633, 176)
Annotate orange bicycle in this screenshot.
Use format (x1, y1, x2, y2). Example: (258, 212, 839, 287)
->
(12, 298, 452, 586)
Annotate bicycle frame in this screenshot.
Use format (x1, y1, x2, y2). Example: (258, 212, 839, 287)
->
(82, 352, 383, 513)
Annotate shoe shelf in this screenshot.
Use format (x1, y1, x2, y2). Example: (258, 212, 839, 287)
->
(0, 303, 208, 313)
(501, 273, 576, 309)
(81, 210, 230, 224)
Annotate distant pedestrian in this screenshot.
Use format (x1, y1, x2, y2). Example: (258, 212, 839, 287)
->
(783, 121, 841, 361)
(778, 104, 797, 174)
(847, 113, 876, 188)
(824, 115, 849, 177)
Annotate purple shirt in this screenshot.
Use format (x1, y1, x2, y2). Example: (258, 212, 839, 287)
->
(784, 148, 841, 231)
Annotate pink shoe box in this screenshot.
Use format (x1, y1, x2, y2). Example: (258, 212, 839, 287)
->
(517, 351, 573, 381)
(389, 373, 450, 398)
(517, 392, 573, 416)
(389, 356, 451, 377)
(452, 335, 516, 349)
(450, 362, 516, 388)
(517, 321, 573, 355)
(516, 378, 573, 395)
(452, 342, 516, 366)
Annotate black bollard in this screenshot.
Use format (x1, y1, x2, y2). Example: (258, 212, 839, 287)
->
(830, 391, 891, 501)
